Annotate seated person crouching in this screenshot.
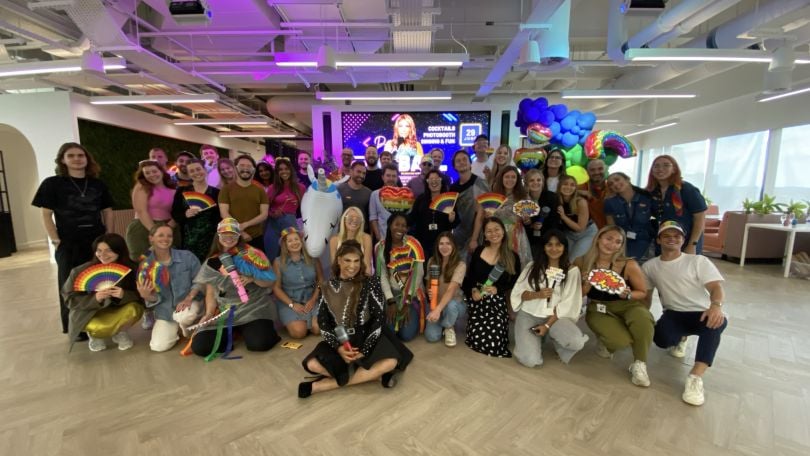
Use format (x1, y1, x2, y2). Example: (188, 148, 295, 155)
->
(64, 233, 144, 352)
(298, 240, 414, 398)
(189, 218, 281, 357)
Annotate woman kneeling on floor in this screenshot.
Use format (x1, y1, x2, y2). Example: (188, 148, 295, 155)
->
(63, 233, 144, 352)
(189, 218, 281, 358)
(299, 240, 413, 398)
(511, 229, 589, 367)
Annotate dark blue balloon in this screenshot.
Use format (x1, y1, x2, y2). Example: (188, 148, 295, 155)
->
(550, 104, 568, 121)
(533, 97, 549, 111)
(525, 107, 540, 123)
(519, 98, 533, 112)
(539, 111, 554, 127)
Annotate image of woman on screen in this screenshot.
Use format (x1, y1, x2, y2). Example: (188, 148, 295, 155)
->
(384, 113, 424, 173)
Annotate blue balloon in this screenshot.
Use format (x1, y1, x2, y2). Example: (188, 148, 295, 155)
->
(561, 114, 578, 131)
(519, 98, 533, 112)
(562, 132, 579, 148)
(520, 125, 527, 135)
(578, 112, 597, 129)
(579, 129, 589, 138)
(533, 97, 549, 111)
(578, 135, 587, 145)
(550, 121, 561, 137)
(525, 107, 540, 123)
(553, 132, 563, 142)
(550, 104, 568, 121)
(539, 111, 555, 127)
(571, 125, 580, 134)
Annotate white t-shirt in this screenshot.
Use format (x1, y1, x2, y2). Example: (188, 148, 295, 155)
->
(471, 159, 489, 180)
(642, 253, 724, 312)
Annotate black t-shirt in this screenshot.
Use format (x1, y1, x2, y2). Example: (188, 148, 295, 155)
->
(363, 168, 384, 192)
(31, 176, 113, 241)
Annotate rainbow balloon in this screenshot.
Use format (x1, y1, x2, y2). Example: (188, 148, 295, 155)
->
(183, 191, 217, 210)
(137, 259, 170, 292)
(514, 148, 546, 171)
(476, 192, 507, 213)
(584, 130, 637, 160)
(429, 192, 458, 214)
(380, 186, 415, 213)
(526, 123, 552, 145)
(73, 263, 131, 292)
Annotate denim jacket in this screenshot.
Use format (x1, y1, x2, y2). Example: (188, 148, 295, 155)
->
(141, 249, 203, 321)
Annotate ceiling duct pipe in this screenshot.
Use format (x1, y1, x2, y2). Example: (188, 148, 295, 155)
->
(594, 0, 810, 112)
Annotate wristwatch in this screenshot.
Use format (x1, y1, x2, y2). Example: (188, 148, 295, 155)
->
(710, 301, 723, 307)
(690, 241, 698, 246)
(386, 298, 397, 307)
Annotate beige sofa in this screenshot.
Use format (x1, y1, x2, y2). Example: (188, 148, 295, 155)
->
(714, 212, 810, 261)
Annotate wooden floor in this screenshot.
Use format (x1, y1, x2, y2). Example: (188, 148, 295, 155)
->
(1, 248, 809, 455)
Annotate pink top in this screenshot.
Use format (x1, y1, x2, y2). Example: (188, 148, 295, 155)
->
(267, 183, 305, 216)
(148, 186, 175, 221)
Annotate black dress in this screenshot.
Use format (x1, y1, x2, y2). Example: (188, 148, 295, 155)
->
(461, 246, 520, 357)
(303, 276, 413, 386)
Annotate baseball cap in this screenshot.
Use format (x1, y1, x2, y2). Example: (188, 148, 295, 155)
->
(217, 217, 241, 235)
(658, 220, 685, 236)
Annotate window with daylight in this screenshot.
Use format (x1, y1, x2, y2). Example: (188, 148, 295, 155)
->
(711, 131, 768, 213)
(774, 124, 810, 203)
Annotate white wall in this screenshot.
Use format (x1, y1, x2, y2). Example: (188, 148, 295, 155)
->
(0, 91, 78, 249)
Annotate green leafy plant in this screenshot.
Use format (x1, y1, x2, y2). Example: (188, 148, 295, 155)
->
(751, 194, 786, 215)
(785, 200, 808, 218)
(702, 192, 713, 206)
(742, 198, 757, 214)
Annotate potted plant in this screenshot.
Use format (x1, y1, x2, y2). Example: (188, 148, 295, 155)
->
(742, 198, 757, 214)
(752, 194, 785, 215)
(785, 200, 809, 223)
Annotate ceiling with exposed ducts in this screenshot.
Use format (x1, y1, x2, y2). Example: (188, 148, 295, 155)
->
(1, 0, 810, 140)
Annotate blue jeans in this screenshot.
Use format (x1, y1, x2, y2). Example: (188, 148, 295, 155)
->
(264, 214, 297, 262)
(424, 298, 467, 342)
(654, 310, 727, 366)
(388, 299, 421, 342)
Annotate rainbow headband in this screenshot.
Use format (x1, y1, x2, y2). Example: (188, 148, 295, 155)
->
(280, 227, 300, 238)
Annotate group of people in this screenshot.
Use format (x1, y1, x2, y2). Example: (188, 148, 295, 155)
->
(33, 137, 726, 406)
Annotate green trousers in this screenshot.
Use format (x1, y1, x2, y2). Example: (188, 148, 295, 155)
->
(585, 300, 654, 362)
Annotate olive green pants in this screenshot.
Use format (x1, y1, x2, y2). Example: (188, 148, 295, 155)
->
(585, 300, 654, 362)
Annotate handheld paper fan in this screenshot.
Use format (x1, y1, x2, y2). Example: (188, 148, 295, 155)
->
(429, 192, 458, 214)
(183, 191, 217, 211)
(476, 192, 507, 213)
(73, 263, 132, 292)
(137, 260, 170, 292)
(587, 268, 627, 295)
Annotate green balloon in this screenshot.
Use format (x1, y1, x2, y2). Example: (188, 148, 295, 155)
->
(565, 144, 585, 167)
(604, 150, 619, 166)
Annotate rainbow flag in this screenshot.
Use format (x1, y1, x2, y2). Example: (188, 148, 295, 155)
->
(73, 263, 131, 292)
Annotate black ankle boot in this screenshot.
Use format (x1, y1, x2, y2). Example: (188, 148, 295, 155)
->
(381, 372, 397, 388)
(298, 381, 313, 398)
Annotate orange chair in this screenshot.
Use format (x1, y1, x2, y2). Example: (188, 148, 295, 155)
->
(703, 211, 727, 255)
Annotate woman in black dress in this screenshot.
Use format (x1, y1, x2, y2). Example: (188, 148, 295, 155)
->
(299, 240, 413, 398)
(462, 217, 520, 357)
(408, 169, 459, 262)
(32, 142, 114, 336)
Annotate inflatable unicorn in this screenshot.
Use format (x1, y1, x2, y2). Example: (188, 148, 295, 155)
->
(301, 167, 347, 258)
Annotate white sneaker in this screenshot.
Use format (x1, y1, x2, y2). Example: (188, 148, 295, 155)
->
(142, 311, 155, 330)
(669, 338, 688, 358)
(682, 375, 705, 406)
(88, 336, 107, 352)
(444, 327, 457, 347)
(596, 340, 613, 359)
(111, 331, 134, 351)
(629, 360, 651, 387)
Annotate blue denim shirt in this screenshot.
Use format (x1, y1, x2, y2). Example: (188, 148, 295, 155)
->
(604, 192, 655, 242)
(142, 249, 203, 321)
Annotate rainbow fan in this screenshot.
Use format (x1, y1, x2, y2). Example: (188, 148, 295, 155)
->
(73, 263, 131, 292)
(402, 237, 425, 262)
(380, 186, 415, 213)
(183, 192, 217, 211)
(137, 260, 170, 292)
(429, 192, 458, 214)
(476, 192, 507, 213)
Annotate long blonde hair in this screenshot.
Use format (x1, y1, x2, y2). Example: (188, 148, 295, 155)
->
(487, 145, 513, 187)
(579, 225, 628, 273)
(337, 207, 366, 246)
(279, 229, 313, 271)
